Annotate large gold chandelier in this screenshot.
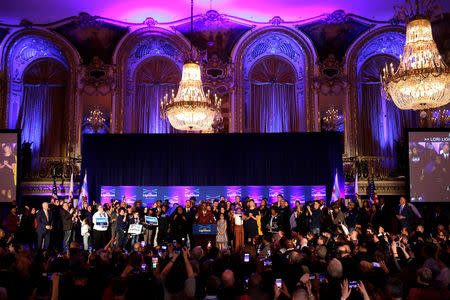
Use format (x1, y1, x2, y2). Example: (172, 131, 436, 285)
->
(381, 1, 450, 110)
(161, 62, 221, 131)
(160, 0, 221, 131)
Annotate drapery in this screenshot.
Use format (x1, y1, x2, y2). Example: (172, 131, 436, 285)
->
(358, 55, 418, 168)
(247, 56, 304, 132)
(133, 84, 177, 133)
(249, 83, 300, 132)
(130, 57, 180, 133)
(16, 59, 67, 157)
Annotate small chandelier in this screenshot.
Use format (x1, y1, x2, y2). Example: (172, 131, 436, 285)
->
(432, 108, 449, 127)
(160, 0, 221, 131)
(381, 0, 450, 110)
(322, 106, 344, 132)
(85, 107, 107, 133)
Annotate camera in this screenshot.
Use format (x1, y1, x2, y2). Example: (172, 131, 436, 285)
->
(244, 253, 250, 262)
(349, 281, 359, 288)
(264, 260, 272, 267)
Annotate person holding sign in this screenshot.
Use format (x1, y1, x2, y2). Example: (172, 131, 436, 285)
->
(143, 208, 157, 247)
(128, 211, 142, 247)
(92, 205, 109, 250)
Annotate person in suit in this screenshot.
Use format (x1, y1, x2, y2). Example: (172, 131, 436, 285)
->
(440, 143, 449, 166)
(396, 196, 413, 231)
(266, 206, 281, 234)
(36, 202, 53, 250)
(184, 200, 196, 247)
(60, 202, 73, 251)
(378, 198, 391, 232)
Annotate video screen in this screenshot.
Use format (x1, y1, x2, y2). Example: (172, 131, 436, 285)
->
(0, 132, 19, 202)
(408, 131, 450, 202)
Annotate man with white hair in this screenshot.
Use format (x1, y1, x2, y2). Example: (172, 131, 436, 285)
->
(92, 204, 109, 250)
(36, 202, 53, 250)
(327, 258, 343, 279)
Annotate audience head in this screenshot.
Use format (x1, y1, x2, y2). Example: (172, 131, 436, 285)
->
(327, 258, 343, 279)
(221, 269, 235, 287)
(417, 267, 433, 285)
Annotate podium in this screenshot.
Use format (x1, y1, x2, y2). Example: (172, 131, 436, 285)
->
(192, 223, 217, 249)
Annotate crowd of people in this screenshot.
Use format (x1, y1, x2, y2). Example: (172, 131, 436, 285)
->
(0, 195, 448, 300)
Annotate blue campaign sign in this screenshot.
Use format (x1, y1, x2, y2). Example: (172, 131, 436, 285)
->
(95, 217, 108, 226)
(145, 216, 158, 226)
(193, 224, 217, 235)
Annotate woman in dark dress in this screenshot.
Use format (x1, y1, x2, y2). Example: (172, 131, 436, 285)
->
(169, 206, 188, 243)
(0, 144, 16, 201)
(244, 199, 259, 244)
(259, 198, 270, 234)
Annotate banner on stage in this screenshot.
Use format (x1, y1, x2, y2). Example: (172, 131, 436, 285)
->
(145, 216, 158, 226)
(95, 217, 108, 226)
(128, 224, 143, 235)
(193, 224, 217, 235)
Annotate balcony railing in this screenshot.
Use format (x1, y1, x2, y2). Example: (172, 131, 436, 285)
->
(343, 156, 404, 182)
(22, 157, 81, 181)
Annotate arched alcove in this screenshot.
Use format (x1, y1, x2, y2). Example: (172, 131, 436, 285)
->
(247, 55, 300, 132)
(347, 29, 419, 170)
(113, 29, 190, 133)
(231, 28, 315, 132)
(19, 58, 69, 157)
(345, 29, 408, 157)
(127, 56, 181, 133)
(2, 31, 80, 157)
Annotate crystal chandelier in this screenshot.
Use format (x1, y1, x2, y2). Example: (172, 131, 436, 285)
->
(161, 62, 221, 131)
(381, 1, 450, 110)
(160, 0, 221, 131)
(85, 107, 107, 133)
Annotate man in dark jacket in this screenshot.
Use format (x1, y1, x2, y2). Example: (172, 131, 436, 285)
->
(36, 202, 53, 250)
(397, 196, 414, 231)
(60, 202, 73, 251)
(116, 207, 128, 249)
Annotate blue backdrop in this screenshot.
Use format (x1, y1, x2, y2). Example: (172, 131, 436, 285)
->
(100, 185, 327, 207)
(81, 133, 344, 204)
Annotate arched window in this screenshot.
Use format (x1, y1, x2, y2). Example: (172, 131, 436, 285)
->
(357, 54, 418, 168)
(118, 35, 186, 133)
(248, 55, 299, 132)
(130, 57, 181, 133)
(18, 58, 69, 157)
(234, 31, 309, 133)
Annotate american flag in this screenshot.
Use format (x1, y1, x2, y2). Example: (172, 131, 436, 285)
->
(69, 172, 74, 205)
(51, 177, 58, 202)
(369, 174, 378, 205)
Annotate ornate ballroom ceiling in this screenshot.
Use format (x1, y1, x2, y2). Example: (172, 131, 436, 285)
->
(1, 0, 449, 25)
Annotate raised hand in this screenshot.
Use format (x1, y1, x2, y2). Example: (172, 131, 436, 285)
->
(341, 279, 352, 300)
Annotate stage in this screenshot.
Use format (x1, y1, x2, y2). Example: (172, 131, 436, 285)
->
(100, 185, 327, 206)
(82, 133, 345, 204)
